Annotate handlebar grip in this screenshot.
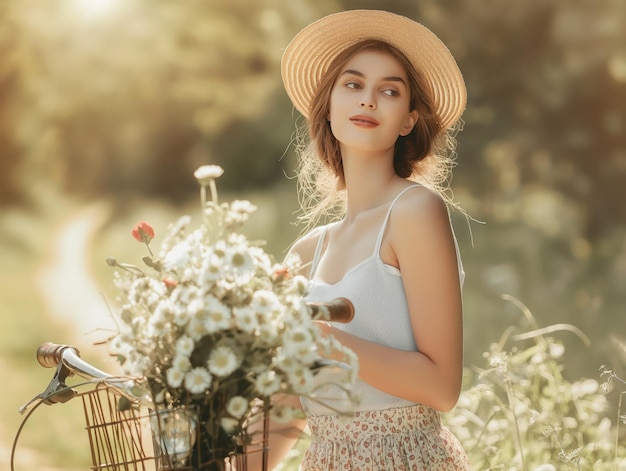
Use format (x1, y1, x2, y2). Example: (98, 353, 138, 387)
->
(37, 342, 80, 368)
(309, 297, 355, 324)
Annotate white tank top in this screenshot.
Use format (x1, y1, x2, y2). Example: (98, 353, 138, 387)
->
(302, 185, 465, 416)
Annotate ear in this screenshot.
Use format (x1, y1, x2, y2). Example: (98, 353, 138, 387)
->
(400, 110, 418, 137)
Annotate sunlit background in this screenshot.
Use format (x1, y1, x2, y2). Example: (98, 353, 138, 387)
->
(2, 0, 625, 469)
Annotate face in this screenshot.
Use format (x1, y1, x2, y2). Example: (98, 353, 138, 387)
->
(328, 49, 418, 155)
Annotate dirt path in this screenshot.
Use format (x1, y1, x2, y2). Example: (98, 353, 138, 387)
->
(36, 200, 116, 346)
(5, 201, 114, 471)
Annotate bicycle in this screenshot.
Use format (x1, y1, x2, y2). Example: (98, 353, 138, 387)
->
(11, 298, 354, 471)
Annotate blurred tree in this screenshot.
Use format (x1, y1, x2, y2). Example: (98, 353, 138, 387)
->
(0, 6, 23, 205)
(1, 0, 339, 207)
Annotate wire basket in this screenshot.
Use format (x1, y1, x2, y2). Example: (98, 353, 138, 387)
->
(80, 384, 269, 471)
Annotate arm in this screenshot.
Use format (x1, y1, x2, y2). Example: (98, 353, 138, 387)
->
(245, 394, 307, 470)
(318, 189, 464, 411)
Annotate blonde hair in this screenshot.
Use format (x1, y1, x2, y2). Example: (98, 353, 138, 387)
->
(294, 40, 462, 230)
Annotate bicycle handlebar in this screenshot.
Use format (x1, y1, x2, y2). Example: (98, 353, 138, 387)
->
(309, 297, 355, 324)
(36, 342, 115, 382)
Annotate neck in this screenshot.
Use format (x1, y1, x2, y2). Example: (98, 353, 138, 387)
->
(340, 147, 402, 220)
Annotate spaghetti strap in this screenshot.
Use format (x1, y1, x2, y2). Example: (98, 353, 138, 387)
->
(372, 184, 466, 288)
(309, 225, 331, 280)
(373, 185, 422, 255)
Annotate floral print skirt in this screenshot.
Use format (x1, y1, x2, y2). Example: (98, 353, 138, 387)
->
(301, 404, 472, 470)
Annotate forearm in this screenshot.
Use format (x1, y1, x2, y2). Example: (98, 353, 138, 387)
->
(244, 395, 307, 470)
(324, 326, 462, 411)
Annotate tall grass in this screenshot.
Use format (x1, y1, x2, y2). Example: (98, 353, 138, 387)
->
(444, 295, 626, 470)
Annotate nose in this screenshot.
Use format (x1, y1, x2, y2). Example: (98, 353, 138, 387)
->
(359, 90, 376, 109)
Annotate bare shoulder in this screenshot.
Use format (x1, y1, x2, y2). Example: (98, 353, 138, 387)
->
(386, 185, 455, 258)
(287, 225, 327, 277)
(390, 185, 450, 227)
(386, 184, 460, 294)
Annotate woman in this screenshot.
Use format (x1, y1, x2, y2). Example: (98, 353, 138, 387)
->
(264, 10, 471, 470)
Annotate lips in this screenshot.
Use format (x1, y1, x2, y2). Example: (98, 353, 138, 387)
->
(349, 114, 380, 126)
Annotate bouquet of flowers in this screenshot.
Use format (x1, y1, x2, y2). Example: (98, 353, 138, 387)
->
(105, 165, 358, 470)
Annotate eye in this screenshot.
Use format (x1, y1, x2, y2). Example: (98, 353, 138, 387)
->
(382, 88, 400, 97)
(346, 82, 362, 90)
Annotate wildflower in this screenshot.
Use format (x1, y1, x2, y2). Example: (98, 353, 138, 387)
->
(233, 306, 259, 334)
(131, 221, 155, 244)
(276, 352, 300, 373)
(226, 396, 249, 419)
(272, 265, 290, 282)
(221, 417, 239, 435)
(288, 366, 315, 394)
(194, 165, 224, 185)
(227, 246, 255, 276)
(230, 199, 257, 215)
(162, 277, 178, 289)
(187, 317, 209, 341)
(198, 253, 223, 283)
(175, 335, 195, 356)
(163, 239, 192, 272)
(282, 326, 314, 356)
(171, 354, 191, 373)
(203, 298, 232, 333)
(251, 290, 281, 315)
(184, 367, 212, 394)
(208, 346, 240, 377)
(166, 367, 185, 388)
(255, 370, 281, 396)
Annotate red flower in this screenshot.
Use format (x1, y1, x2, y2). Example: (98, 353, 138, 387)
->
(163, 277, 178, 289)
(272, 266, 290, 282)
(131, 221, 155, 244)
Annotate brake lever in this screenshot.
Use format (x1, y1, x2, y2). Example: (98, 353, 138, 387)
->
(18, 361, 76, 414)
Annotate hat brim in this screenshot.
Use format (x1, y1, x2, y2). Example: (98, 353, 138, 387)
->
(281, 10, 466, 130)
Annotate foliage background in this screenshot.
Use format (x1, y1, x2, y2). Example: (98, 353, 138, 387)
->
(1, 0, 625, 469)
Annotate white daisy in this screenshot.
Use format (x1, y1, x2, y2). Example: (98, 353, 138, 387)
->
(220, 417, 239, 435)
(275, 352, 300, 373)
(166, 367, 185, 388)
(257, 323, 280, 346)
(147, 310, 169, 338)
(163, 240, 192, 272)
(282, 326, 314, 356)
(227, 247, 254, 277)
(233, 306, 258, 333)
(186, 317, 209, 341)
(198, 252, 223, 283)
(203, 297, 231, 333)
(255, 370, 281, 396)
(251, 290, 280, 315)
(208, 345, 240, 377)
(175, 335, 195, 356)
(173, 308, 191, 327)
(184, 367, 212, 394)
(171, 353, 191, 372)
(226, 396, 249, 419)
(230, 199, 256, 215)
(288, 366, 314, 394)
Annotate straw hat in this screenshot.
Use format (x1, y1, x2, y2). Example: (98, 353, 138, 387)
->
(281, 10, 466, 130)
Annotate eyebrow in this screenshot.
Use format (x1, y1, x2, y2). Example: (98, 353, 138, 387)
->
(341, 69, 408, 87)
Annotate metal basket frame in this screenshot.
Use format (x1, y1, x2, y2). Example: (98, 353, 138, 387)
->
(79, 383, 269, 471)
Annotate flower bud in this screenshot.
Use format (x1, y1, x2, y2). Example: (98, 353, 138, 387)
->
(194, 165, 224, 185)
(131, 222, 155, 244)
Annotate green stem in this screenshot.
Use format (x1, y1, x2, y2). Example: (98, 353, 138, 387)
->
(209, 180, 218, 204)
